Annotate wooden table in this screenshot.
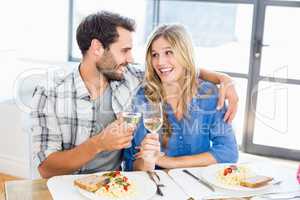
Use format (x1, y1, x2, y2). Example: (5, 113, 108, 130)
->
(4, 179, 52, 200)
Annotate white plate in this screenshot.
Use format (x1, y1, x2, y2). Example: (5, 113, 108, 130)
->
(201, 163, 273, 192)
(76, 172, 156, 200)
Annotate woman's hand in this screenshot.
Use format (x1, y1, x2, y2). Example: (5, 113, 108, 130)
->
(135, 133, 163, 164)
(217, 74, 239, 123)
(156, 155, 171, 168)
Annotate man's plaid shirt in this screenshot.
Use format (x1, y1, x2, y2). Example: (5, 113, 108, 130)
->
(30, 64, 144, 169)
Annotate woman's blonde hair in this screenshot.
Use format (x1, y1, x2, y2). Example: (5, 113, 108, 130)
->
(144, 24, 198, 148)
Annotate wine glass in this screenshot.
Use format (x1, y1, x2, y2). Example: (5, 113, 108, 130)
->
(122, 96, 142, 127)
(142, 101, 163, 133)
(121, 100, 141, 149)
(142, 101, 163, 163)
(122, 110, 141, 129)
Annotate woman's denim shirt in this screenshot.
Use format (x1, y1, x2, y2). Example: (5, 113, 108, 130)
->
(124, 80, 238, 170)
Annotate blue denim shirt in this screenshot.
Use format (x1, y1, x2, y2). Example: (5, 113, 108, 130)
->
(124, 81, 238, 171)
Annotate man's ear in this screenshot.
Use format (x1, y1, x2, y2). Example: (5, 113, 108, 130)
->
(91, 39, 104, 57)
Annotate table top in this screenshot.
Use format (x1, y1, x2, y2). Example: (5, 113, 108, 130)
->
(4, 172, 249, 200)
(4, 160, 299, 200)
(4, 179, 52, 200)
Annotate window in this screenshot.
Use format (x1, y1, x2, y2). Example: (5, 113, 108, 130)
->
(159, 1, 253, 74)
(69, 0, 300, 160)
(158, 1, 253, 145)
(245, 2, 300, 160)
(70, 0, 155, 63)
(70, 1, 253, 145)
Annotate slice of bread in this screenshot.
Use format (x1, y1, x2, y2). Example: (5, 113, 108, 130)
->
(74, 175, 109, 192)
(240, 175, 273, 188)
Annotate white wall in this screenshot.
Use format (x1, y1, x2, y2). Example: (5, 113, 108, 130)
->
(0, 101, 30, 178)
(0, 0, 70, 101)
(0, 0, 72, 178)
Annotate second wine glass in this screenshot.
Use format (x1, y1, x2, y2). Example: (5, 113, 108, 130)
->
(142, 101, 163, 133)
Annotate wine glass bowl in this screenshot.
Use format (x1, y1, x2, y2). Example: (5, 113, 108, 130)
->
(143, 117, 163, 133)
(142, 102, 163, 133)
(141, 101, 164, 163)
(122, 112, 141, 128)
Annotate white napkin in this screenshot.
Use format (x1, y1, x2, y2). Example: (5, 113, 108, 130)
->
(151, 170, 189, 200)
(168, 163, 299, 200)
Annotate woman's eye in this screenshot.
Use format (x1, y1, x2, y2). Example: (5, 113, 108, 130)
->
(166, 50, 173, 55)
(152, 53, 158, 58)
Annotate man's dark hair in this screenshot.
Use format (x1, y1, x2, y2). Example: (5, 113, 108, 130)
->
(76, 11, 136, 55)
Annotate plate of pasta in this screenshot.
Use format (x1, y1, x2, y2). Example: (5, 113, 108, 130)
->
(201, 164, 274, 192)
(74, 171, 156, 200)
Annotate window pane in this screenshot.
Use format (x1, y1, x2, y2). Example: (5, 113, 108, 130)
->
(232, 78, 248, 145)
(260, 6, 300, 80)
(72, 0, 153, 63)
(159, 1, 253, 74)
(253, 81, 300, 150)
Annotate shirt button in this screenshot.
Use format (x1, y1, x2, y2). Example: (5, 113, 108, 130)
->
(179, 136, 183, 140)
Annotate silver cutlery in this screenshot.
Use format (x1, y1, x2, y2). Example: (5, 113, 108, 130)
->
(183, 169, 215, 192)
(270, 195, 300, 200)
(271, 180, 283, 186)
(252, 190, 300, 200)
(147, 171, 165, 196)
(202, 180, 284, 199)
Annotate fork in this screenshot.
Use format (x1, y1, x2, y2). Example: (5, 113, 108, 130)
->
(152, 171, 163, 183)
(147, 171, 165, 196)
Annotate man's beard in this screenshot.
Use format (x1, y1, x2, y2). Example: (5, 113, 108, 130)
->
(96, 51, 127, 81)
(101, 68, 124, 81)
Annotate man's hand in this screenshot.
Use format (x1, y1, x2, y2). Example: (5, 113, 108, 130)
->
(134, 133, 162, 163)
(217, 74, 239, 123)
(198, 69, 239, 123)
(91, 118, 135, 153)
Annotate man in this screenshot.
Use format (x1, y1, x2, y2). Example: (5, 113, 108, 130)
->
(31, 11, 238, 178)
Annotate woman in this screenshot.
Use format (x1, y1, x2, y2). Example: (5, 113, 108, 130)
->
(124, 24, 238, 171)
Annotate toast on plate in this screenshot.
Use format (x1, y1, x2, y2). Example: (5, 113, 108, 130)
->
(74, 175, 109, 192)
(240, 175, 273, 188)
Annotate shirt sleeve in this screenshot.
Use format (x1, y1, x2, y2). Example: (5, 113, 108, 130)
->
(208, 106, 239, 163)
(30, 86, 63, 167)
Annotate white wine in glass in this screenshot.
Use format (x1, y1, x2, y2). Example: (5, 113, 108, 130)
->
(144, 117, 163, 133)
(121, 111, 141, 148)
(142, 102, 164, 162)
(122, 112, 141, 127)
(122, 96, 141, 128)
(143, 102, 163, 133)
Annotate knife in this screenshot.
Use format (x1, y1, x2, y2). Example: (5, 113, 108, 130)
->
(182, 169, 215, 192)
